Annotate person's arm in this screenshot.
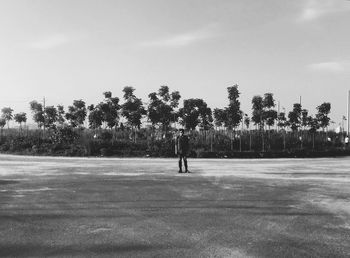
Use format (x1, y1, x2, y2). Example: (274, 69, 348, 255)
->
(175, 136, 178, 155)
(186, 136, 190, 156)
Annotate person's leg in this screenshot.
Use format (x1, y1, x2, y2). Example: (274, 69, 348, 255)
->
(178, 155, 183, 172)
(184, 156, 188, 172)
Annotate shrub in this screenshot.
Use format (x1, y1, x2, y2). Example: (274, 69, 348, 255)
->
(50, 126, 79, 145)
(100, 131, 113, 141)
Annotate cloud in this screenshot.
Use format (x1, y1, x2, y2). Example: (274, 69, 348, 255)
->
(28, 34, 71, 50)
(138, 26, 218, 48)
(298, 0, 350, 22)
(307, 61, 349, 73)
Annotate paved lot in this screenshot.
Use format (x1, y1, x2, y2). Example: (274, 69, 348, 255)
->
(1, 154, 350, 257)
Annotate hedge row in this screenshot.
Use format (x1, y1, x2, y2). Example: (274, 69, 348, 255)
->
(0, 127, 349, 158)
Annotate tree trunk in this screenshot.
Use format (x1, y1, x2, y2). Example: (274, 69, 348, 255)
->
(267, 128, 270, 151)
(134, 127, 137, 143)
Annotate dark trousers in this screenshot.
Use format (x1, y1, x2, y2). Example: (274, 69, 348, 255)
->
(178, 154, 188, 172)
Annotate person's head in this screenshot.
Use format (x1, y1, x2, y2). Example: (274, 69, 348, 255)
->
(179, 129, 185, 135)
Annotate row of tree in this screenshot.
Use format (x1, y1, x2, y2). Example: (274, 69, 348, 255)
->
(0, 85, 332, 133)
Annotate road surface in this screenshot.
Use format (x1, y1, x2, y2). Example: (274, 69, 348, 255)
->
(0, 154, 350, 257)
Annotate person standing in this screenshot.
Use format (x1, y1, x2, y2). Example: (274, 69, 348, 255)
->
(175, 129, 190, 173)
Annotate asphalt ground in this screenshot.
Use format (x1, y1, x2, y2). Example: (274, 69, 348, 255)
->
(0, 154, 350, 257)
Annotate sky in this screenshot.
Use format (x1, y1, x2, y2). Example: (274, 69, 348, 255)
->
(0, 0, 349, 128)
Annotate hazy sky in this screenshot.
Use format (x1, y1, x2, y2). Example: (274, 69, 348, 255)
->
(0, 0, 349, 127)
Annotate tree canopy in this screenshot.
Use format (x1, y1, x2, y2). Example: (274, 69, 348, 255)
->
(65, 100, 87, 127)
(147, 85, 181, 131)
(121, 86, 146, 129)
(179, 98, 212, 130)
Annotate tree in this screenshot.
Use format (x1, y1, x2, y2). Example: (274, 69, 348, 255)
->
(148, 92, 162, 126)
(277, 112, 288, 130)
(265, 110, 277, 129)
(251, 93, 276, 151)
(122, 86, 134, 100)
(100, 92, 121, 129)
(213, 108, 227, 128)
(147, 85, 181, 131)
(263, 93, 274, 109)
(88, 104, 104, 129)
(65, 100, 87, 128)
(0, 118, 6, 138)
(288, 103, 302, 131)
(277, 112, 288, 150)
(170, 91, 181, 109)
(57, 105, 65, 125)
(30, 100, 45, 128)
(213, 85, 241, 130)
(103, 91, 112, 99)
(316, 102, 331, 131)
(244, 114, 250, 129)
(87, 91, 120, 130)
(1, 107, 13, 129)
(251, 95, 263, 129)
(121, 86, 146, 129)
(14, 112, 27, 130)
(198, 103, 213, 130)
(301, 109, 309, 130)
(225, 85, 242, 129)
(179, 98, 212, 130)
(263, 93, 277, 129)
(308, 115, 320, 149)
(44, 106, 58, 129)
(0, 118, 5, 128)
(308, 115, 320, 133)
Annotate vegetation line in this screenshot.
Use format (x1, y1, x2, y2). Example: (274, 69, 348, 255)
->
(1, 85, 348, 158)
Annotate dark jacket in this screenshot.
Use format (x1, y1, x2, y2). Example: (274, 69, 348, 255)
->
(176, 135, 189, 155)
